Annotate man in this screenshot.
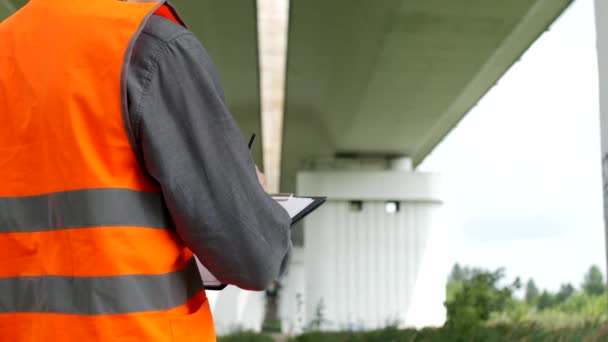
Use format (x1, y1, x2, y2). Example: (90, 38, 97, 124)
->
(0, 0, 291, 340)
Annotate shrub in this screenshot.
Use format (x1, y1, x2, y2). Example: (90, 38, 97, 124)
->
(444, 268, 519, 332)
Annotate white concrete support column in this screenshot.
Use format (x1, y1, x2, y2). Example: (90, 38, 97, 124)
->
(279, 171, 447, 332)
(595, 0, 608, 286)
(208, 286, 267, 335)
(278, 248, 307, 334)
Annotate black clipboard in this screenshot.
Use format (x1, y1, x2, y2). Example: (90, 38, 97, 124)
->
(288, 196, 327, 226)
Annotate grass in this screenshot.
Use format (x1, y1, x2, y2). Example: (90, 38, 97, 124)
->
(219, 321, 608, 341)
(294, 321, 608, 342)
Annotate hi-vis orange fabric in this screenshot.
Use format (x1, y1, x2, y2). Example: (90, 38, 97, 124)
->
(0, 0, 215, 340)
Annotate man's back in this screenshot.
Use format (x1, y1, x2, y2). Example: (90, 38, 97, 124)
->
(0, 0, 291, 340)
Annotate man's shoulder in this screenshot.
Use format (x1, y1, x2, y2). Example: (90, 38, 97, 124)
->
(141, 14, 193, 43)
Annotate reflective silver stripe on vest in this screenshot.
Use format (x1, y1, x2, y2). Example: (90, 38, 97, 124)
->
(0, 257, 203, 315)
(0, 188, 171, 233)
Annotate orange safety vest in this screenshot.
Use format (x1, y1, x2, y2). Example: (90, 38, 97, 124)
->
(0, 0, 215, 340)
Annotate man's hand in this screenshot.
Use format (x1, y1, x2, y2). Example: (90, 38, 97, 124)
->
(255, 165, 268, 192)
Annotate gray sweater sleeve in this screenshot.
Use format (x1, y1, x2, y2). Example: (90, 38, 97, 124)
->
(127, 16, 292, 291)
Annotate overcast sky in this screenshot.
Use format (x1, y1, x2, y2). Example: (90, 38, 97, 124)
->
(418, 0, 605, 292)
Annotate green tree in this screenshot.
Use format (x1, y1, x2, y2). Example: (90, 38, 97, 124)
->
(446, 281, 463, 303)
(448, 263, 486, 283)
(445, 268, 519, 332)
(524, 279, 540, 306)
(449, 263, 465, 283)
(537, 290, 555, 311)
(555, 283, 575, 304)
(582, 265, 606, 297)
(559, 292, 608, 319)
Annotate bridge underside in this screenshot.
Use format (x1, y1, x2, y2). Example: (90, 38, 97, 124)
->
(280, 0, 572, 191)
(0, 0, 573, 192)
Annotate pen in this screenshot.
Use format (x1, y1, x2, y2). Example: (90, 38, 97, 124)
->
(248, 133, 256, 150)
